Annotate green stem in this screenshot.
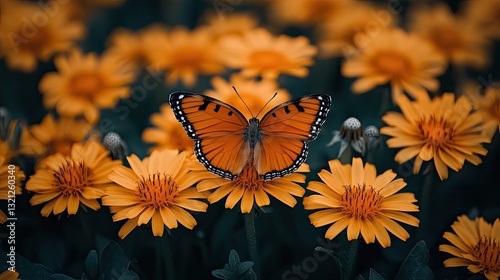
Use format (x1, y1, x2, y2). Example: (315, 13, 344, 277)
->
(160, 234, 175, 280)
(343, 238, 359, 280)
(378, 84, 392, 118)
(339, 146, 352, 164)
(417, 173, 434, 241)
(245, 213, 261, 278)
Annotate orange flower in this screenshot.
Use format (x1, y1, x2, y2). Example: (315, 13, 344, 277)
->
(199, 12, 259, 41)
(467, 87, 500, 138)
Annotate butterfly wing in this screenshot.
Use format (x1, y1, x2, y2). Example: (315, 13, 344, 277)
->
(255, 94, 332, 180)
(169, 92, 250, 179)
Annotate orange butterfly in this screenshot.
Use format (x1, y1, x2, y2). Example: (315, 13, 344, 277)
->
(169, 92, 332, 180)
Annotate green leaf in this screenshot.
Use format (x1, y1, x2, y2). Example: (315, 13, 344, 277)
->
(7, 255, 54, 280)
(49, 274, 75, 280)
(117, 271, 139, 280)
(240, 269, 257, 280)
(354, 275, 365, 280)
(369, 268, 385, 280)
(85, 250, 99, 280)
(237, 261, 254, 275)
(228, 249, 240, 269)
(99, 241, 131, 280)
(395, 241, 434, 280)
(212, 269, 235, 280)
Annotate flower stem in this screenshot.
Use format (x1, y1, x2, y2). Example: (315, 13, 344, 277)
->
(160, 234, 175, 280)
(245, 213, 261, 278)
(343, 238, 359, 280)
(417, 172, 434, 241)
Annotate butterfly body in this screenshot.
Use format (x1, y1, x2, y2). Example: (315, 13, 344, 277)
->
(169, 92, 332, 180)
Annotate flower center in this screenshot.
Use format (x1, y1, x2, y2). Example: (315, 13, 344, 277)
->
(17, 28, 47, 54)
(52, 140, 74, 156)
(137, 173, 179, 209)
(418, 116, 454, 148)
(235, 165, 265, 191)
(171, 47, 205, 68)
(471, 236, 500, 274)
(373, 52, 410, 78)
(490, 98, 500, 121)
(432, 27, 463, 54)
(70, 73, 103, 97)
(340, 184, 383, 220)
(53, 161, 93, 196)
(250, 50, 288, 69)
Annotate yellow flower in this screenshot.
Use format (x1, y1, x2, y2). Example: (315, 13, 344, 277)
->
(102, 149, 209, 238)
(268, 0, 349, 27)
(142, 104, 194, 154)
(26, 141, 120, 217)
(199, 12, 259, 41)
(20, 114, 94, 159)
(204, 75, 291, 120)
(0, 270, 20, 280)
(381, 93, 491, 180)
(439, 215, 500, 280)
(218, 28, 317, 80)
(303, 157, 419, 248)
(468, 87, 500, 138)
(317, 2, 395, 58)
(0, 0, 85, 72)
(408, 3, 490, 69)
(342, 28, 446, 102)
(148, 27, 224, 87)
(463, 0, 500, 39)
(196, 162, 308, 214)
(0, 156, 24, 224)
(39, 49, 136, 123)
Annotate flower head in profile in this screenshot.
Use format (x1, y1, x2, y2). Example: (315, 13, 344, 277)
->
(204, 75, 291, 120)
(342, 28, 446, 102)
(327, 117, 366, 158)
(0, 156, 24, 223)
(0, 0, 85, 72)
(20, 114, 94, 160)
(468, 87, 500, 138)
(102, 149, 209, 238)
(381, 93, 491, 180)
(218, 28, 317, 80)
(26, 141, 120, 217)
(439, 215, 500, 280)
(196, 162, 309, 214)
(409, 3, 490, 69)
(39, 49, 136, 123)
(303, 158, 419, 248)
(147, 26, 225, 87)
(199, 12, 259, 41)
(142, 104, 194, 154)
(317, 2, 395, 58)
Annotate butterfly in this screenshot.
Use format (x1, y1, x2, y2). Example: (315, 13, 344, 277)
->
(169, 92, 332, 180)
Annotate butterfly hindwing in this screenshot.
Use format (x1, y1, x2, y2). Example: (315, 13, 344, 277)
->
(255, 94, 332, 179)
(169, 92, 250, 179)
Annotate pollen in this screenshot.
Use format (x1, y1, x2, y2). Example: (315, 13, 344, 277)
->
(53, 161, 93, 196)
(70, 73, 103, 97)
(418, 116, 454, 149)
(472, 236, 500, 274)
(373, 52, 411, 78)
(137, 172, 179, 209)
(340, 184, 384, 220)
(235, 165, 265, 191)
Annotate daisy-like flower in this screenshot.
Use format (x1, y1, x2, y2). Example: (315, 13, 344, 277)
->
(102, 149, 209, 238)
(196, 162, 308, 214)
(408, 3, 490, 69)
(342, 28, 447, 102)
(303, 157, 419, 248)
(439, 215, 500, 280)
(199, 12, 259, 41)
(0, 156, 24, 223)
(381, 93, 491, 180)
(268, 0, 349, 27)
(147, 27, 225, 87)
(20, 114, 94, 159)
(39, 49, 136, 123)
(218, 28, 317, 80)
(26, 141, 120, 217)
(317, 2, 395, 58)
(142, 104, 194, 154)
(463, 0, 500, 39)
(0, 0, 85, 72)
(468, 87, 500, 138)
(204, 75, 291, 120)
(327, 117, 366, 158)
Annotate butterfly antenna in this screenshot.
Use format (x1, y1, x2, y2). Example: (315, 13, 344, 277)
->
(232, 86, 255, 118)
(255, 92, 278, 119)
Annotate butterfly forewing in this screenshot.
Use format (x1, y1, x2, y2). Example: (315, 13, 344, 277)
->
(169, 92, 250, 179)
(255, 94, 332, 179)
